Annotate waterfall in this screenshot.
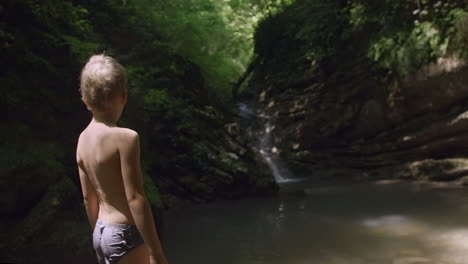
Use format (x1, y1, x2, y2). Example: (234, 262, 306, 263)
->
(237, 102, 302, 184)
(258, 121, 290, 183)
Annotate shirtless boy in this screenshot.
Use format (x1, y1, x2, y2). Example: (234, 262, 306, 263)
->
(76, 54, 168, 264)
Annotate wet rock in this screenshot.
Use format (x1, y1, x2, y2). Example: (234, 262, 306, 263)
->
(398, 159, 468, 181)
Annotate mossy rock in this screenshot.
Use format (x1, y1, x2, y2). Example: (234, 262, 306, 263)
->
(402, 159, 468, 181)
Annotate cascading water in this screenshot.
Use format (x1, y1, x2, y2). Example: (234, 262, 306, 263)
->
(258, 120, 291, 183)
(237, 102, 302, 184)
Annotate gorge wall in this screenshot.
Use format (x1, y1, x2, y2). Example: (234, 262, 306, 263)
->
(244, 0, 468, 183)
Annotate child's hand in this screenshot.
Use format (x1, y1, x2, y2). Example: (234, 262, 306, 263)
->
(149, 256, 158, 264)
(149, 255, 168, 264)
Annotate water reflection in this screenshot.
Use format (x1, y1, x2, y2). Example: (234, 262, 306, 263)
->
(362, 215, 428, 236)
(162, 183, 468, 264)
(424, 228, 468, 263)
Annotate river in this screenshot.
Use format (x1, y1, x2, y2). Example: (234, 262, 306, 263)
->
(162, 181, 468, 264)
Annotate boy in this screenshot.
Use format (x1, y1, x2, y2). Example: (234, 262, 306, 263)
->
(76, 54, 168, 264)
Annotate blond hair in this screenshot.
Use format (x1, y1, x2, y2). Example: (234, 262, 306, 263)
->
(80, 54, 127, 111)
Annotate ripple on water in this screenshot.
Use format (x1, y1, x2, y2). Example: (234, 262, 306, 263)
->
(362, 215, 428, 236)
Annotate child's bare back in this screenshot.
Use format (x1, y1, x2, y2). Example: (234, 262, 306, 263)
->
(77, 121, 138, 224)
(77, 54, 168, 264)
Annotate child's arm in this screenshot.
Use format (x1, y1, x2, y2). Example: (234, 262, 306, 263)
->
(120, 130, 168, 264)
(77, 156, 100, 230)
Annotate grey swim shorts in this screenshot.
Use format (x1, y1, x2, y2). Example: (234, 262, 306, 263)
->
(92, 220, 144, 264)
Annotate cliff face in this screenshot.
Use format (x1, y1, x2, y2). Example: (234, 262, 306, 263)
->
(245, 1, 468, 183)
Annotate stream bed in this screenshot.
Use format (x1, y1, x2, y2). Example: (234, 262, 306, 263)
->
(162, 181, 468, 264)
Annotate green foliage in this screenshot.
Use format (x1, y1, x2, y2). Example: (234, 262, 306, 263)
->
(143, 89, 170, 112)
(365, 1, 468, 77)
(142, 169, 162, 208)
(447, 8, 468, 55)
(0, 125, 64, 184)
(251, 0, 468, 88)
(368, 21, 448, 75)
(125, 0, 244, 94)
(0, 0, 87, 195)
(253, 0, 343, 85)
(124, 0, 294, 95)
(62, 35, 99, 61)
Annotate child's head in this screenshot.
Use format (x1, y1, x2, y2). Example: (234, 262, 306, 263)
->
(80, 54, 127, 112)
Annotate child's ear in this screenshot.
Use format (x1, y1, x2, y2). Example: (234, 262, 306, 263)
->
(120, 91, 128, 104)
(81, 97, 92, 111)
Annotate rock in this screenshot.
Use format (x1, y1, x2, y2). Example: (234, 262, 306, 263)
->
(225, 122, 241, 136)
(353, 99, 387, 136)
(224, 133, 247, 156)
(211, 168, 234, 183)
(459, 175, 468, 186)
(399, 159, 468, 181)
(227, 152, 239, 160)
(296, 150, 312, 160)
(393, 257, 433, 264)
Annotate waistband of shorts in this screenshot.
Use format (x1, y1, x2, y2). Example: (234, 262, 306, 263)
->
(96, 219, 136, 228)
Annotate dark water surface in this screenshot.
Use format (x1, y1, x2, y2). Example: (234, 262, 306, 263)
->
(162, 182, 468, 264)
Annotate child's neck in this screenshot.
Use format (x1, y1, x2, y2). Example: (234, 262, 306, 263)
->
(92, 113, 118, 126)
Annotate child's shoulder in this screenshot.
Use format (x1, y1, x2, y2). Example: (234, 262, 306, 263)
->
(78, 126, 138, 145)
(112, 127, 138, 137)
(111, 127, 140, 145)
